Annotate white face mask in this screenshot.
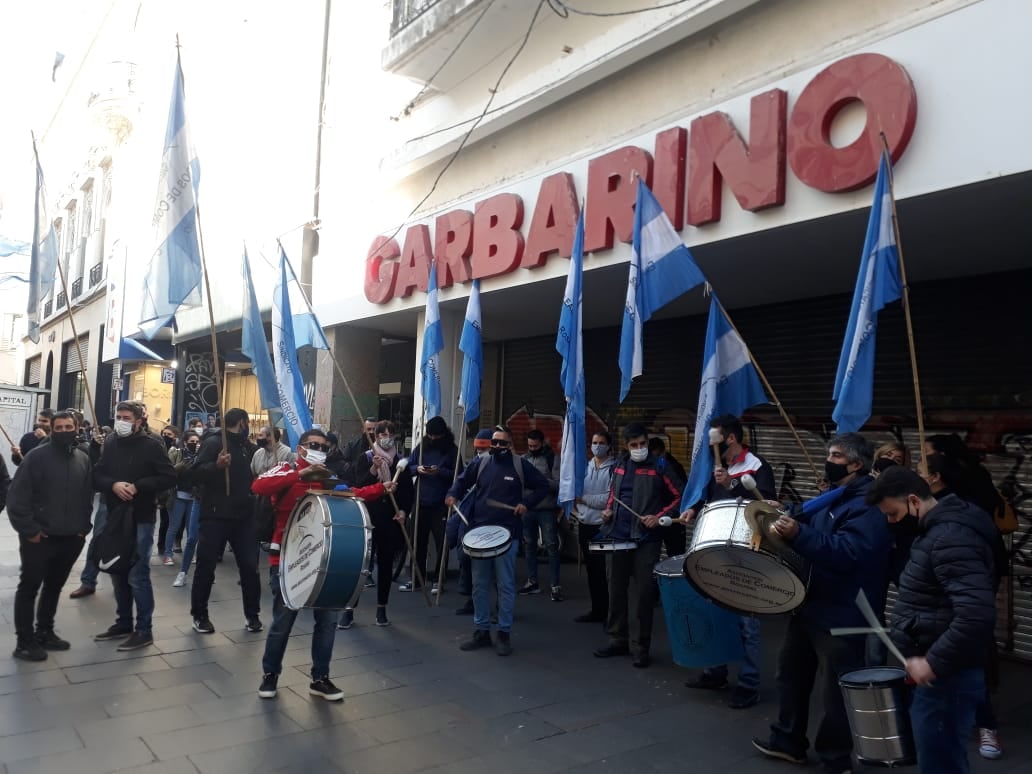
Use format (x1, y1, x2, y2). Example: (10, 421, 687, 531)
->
(305, 448, 327, 466)
(591, 444, 609, 458)
(629, 447, 649, 463)
(114, 419, 134, 438)
(377, 437, 395, 451)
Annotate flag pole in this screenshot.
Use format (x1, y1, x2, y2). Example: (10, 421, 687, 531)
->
(0, 419, 15, 447)
(53, 258, 99, 425)
(879, 134, 926, 473)
(435, 412, 465, 606)
(713, 296, 820, 482)
(410, 406, 426, 591)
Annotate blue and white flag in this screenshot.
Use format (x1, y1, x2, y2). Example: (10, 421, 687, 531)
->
(556, 212, 586, 515)
(26, 138, 59, 343)
(619, 179, 706, 401)
(420, 265, 444, 420)
(282, 251, 330, 351)
(0, 236, 30, 257)
(832, 154, 902, 432)
(272, 248, 313, 448)
(680, 295, 768, 513)
(241, 248, 278, 410)
(458, 279, 482, 423)
(138, 53, 202, 340)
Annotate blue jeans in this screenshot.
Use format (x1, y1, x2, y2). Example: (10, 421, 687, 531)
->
(80, 498, 108, 589)
(261, 567, 338, 679)
(166, 498, 200, 570)
(910, 667, 983, 774)
(522, 509, 560, 589)
(704, 615, 761, 690)
(472, 540, 518, 633)
(112, 523, 155, 634)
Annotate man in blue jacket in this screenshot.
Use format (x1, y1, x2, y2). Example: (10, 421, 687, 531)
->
(867, 467, 996, 774)
(446, 425, 550, 656)
(752, 433, 891, 773)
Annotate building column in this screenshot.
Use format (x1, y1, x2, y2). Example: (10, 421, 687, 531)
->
(411, 308, 462, 438)
(314, 325, 381, 440)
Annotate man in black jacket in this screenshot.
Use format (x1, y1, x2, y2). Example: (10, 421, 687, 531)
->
(7, 411, 93, 660)
(867, 467, 997, 774)
(10, 407, 53, 466)
(188, 407, 262, 635)
(92, 401, 177, 651)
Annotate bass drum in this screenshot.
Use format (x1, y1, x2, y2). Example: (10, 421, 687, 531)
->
(683, 499, 808, 615)
(279, 492, 373, 611)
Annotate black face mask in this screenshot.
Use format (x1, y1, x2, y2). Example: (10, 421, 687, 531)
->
(163, 436, 176, 449)
(186, 442, 199, 453)
(824, 460, 852, 485)
(528, 446, 544, 457)
(256, 438, 269, 448)
(489, 446, 510, 457)
(52, 430, 78, 449)
(872, 457, 898, 473)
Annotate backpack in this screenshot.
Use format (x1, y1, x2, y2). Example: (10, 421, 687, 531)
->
(95, 502, 137, 575)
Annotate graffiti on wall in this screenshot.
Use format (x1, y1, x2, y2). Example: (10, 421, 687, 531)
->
(183, 353, 220, 425)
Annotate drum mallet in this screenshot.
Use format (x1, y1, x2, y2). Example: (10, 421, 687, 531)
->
(386, 459, 432, 607)
(709, 427, 724, 469)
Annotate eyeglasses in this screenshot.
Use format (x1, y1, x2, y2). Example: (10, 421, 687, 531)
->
(306, 442, 331, 452)
(490, 439, 511, 447)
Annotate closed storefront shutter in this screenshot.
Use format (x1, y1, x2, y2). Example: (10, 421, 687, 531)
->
(502, 268, 1032, 660)
(26, 356, 42, 386)
(64, 335, 89, 373)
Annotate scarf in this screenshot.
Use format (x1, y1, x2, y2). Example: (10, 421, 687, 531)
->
(370, 441, 397, 484)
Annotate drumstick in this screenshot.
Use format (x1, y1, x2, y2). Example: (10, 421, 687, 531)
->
(391, 457, 410, 483)
(708, 427, 724, 469)
(484, 498, 518, 512)
(451, 501, 470, 526)
(855, 589, 907, 665)
(611, 496, 646, 521)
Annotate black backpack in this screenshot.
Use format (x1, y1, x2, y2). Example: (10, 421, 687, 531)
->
(95, 502, 137, 575)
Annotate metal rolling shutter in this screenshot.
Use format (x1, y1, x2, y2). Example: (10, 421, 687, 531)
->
(27, 356, 42, 386)
(64, 335, 89, 373)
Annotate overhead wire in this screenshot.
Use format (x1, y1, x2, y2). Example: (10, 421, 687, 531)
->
(546, 0, 702, 18)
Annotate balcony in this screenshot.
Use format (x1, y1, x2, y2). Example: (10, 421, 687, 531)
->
(44, 300, 53, 318)
(383, 0, 489, 83)
(87, 60, 139, 142)
(56, 291, 67, 310)
(391, 0, 444, 36)
(71, 277, 83, 298)
(89, 262, 103, 288)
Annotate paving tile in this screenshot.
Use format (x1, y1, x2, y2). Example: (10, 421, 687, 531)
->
(34, 673, 150, 707)
(435, 711, 565, 755)
(279, 687, 401, 728)
(6, 737, 155, 774)
(0, 699, 101, 737)
(350, 700, 473, 744)
(325, 729, 477, 774)
(140, 662, 232, 690)
(113, 757, 201, 774)
(0, 726, 83, 764)
(63, 654, 171, 684)
(76, 704, 203, 745)
(529, 719, 658, 765)
(528, 694, 650, 732)
(189, 690, 290, 724)
(202, 664, 309, 699)
(0, 667, 69, 695)
(187, 737, 339, 774)
(154, 634, 236, 655)
(143, 710, 304, 760)
(104, 682, 220, 717)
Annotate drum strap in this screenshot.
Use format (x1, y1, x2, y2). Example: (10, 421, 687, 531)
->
(475, 455, 525, 493)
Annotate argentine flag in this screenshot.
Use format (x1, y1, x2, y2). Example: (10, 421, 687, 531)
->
(832, 154, 902, 432)
(241, 248, 279, 410)
(680, 295, 768, 513)
(139, 53, 202, 340)
(282, 251, 330, 351)
(619, 179, 706, 401)
(556, 212, 586, 515)
(420, 265, 444, 419)
(458, 279, 482, 423)
(272, 247, 313, 448)
(27, 138, 59, 343)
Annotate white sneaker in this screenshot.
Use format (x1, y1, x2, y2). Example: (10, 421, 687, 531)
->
(173, 572, 186, 588)
(163, 556, 175, 566)
(979, 728, 1002, 759)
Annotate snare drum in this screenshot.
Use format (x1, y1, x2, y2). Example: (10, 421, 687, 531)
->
(839, 667, 915, 767)
(279, 493, 372, 610)
(462, 525, 513, 559)
(588, 540, 637, 552)
(683, 499, 808, 615)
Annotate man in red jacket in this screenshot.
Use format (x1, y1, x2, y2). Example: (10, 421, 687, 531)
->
(252, 428, 395, 701)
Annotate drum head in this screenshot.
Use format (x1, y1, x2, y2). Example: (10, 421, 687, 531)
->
(683, 545, 807, 615)
(280, 496, 329, 609)
(654, 554, 688, 578)
(840, 667, 907, 686)
(463, 525, 511, 551)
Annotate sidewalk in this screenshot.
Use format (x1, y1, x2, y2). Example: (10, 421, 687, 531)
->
(0, 516, 1029, 773)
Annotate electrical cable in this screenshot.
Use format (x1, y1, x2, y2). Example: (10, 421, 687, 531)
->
(546, 0, 701, 18)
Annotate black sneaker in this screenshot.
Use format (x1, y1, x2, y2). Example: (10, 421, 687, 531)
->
(35, 630, 70, 651)
(309, 677, 344, 702)
(12, 640, 47, 661)
(574, 612, 606, 623)
(94, 625, 133, 642)
(337, 609, 354, 630)
(455, 599, 474, 616)
(686, 672, 728, 690)
(751, 737, 807, 765)
(375, 607, 390, 627)
(593, 643, 630, 658)
(245, 617, 263, 633)
(192, 618, 215, 634)
(258, 672, 278, 699)
(117, 631, 154, 651)
(517, 581, 540, 596)
(550, 586, 563, 602)
(729, 686, 760, 709)
(459, 629, 492, 651)
(495, 631, 513, 657)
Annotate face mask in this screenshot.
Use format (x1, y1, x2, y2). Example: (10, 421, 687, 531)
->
(629, 447, 649, 463)
(824, 460, 851, 485)
(489, 446, 510, 457)
(114, 419, 134, 438)
(186, 442, 199, 452)
(528, 446, 543, 456)
(377, 437, 395, 451)
(305, 448, 327, 466)
(872, 457, 897, 473)
(256, 438, 269, 449)
(52, 430, 77, 448)
(163, 436, 176, 449)
(591, 444, 609, 458)
(240, 425, 250, 438)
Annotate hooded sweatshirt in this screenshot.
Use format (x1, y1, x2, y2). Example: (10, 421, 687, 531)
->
(579, 456, 616, 525)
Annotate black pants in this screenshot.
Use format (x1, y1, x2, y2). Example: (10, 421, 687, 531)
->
(371, 514, 402, 607)
(605, 540, 660, 654)
(190, 519, 260, 620)
(658, 523, 686, 557)
(157, 506, 169, 552)
(413, 504, 447, 583)
(14, 534, 85, 640)
(769, 616, 865, 767)
(577, 523, 609, 617)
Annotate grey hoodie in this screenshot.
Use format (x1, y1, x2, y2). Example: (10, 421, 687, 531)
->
(579, 456, 616, 525)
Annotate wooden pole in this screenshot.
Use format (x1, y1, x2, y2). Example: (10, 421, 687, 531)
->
(410, 407, 426, 589)
(53, 259, 99, 425)
(434, 415, 465, 606)
(387, 488, 432, 607)
(713, 297, 821, 482)
(879, 135, 927, 474)
(0, 419, 15, 447)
